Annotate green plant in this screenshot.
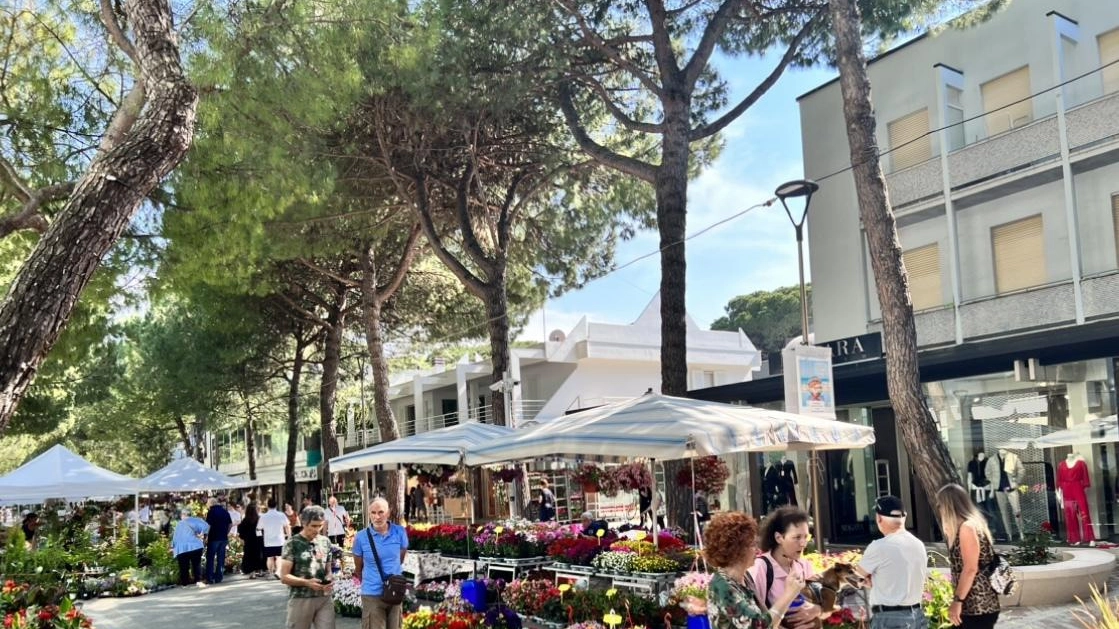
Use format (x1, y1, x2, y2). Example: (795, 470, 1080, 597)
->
(923, 570, 955, 629)
(98, 534, 138, 572)
(1010, 522, 1058, 566)
(141, 537, 177, 585)
(1074, 583, 1119, 628)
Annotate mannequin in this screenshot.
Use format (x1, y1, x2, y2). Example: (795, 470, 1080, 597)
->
(990, 448, 1025, 541)
(762, 457, 782, 512)
(1057, 452, 1095, 545)
(779, 455, 798, 506)
(967, 451, 991, 503)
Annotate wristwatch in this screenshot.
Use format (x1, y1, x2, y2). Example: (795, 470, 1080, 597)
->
(953, 596, 966, 603)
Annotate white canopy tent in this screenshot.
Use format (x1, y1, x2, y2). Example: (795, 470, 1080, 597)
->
(0, 444, 138, 502)
(468, 394, 875, 464)
(330, 422, 516, 470)
(139, 456, 248, 492)
(468, 394, 875, 550)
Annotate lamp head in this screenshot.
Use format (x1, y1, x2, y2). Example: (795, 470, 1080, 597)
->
(774, 179, 819, 201)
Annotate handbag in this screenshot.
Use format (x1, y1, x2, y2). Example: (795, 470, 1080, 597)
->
(366, 527, 409, 605)
(984, 551, 1019, 596)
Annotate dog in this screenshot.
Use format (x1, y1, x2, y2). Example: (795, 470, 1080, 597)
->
(792, 562, 864, 628)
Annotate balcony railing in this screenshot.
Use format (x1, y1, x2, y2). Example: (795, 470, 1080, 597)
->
(342, 399, 547, 450)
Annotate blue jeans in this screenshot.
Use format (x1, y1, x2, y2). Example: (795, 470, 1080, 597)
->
(870, 608, 928, 629)
(205, 539, 228, 583)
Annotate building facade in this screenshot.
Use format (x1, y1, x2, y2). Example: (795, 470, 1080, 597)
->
(696, 0, 1119, 544)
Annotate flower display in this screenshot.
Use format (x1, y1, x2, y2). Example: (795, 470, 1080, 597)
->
(669, 572, 712, 616)
(474, 520, 575, 559)
(546, 537, 608, 566)
(592, 551, 636, 572)
(565, 622, 606, 629)
(403, 608, 484, 629)
(332, 577, 363, 618)
(0, 581, 95, 629)
(502, 579, 560, 616)
(570, 465, 606, 490)
(610, 463, 652, 492)
(675, 457, 730, 494)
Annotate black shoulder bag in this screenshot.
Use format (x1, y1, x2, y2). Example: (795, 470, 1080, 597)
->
(366, 527, 409, 605)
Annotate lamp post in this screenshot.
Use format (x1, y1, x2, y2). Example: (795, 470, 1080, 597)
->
(774, 178, 824, 550)
(775, 179, 819, 346)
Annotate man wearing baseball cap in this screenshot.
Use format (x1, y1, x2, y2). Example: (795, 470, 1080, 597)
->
(856, 495, 928, 629)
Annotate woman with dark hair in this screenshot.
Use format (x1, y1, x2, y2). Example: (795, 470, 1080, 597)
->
(748, 506, 821, 627)
(705, 511, 803, 629)
(239, 502, 266, 578)
(937, 483, 999, 628)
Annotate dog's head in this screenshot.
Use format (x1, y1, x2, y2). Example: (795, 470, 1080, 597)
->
(822, 562, 865, 590)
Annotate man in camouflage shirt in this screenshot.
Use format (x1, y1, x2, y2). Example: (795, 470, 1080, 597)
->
(280, 505, 335, 629)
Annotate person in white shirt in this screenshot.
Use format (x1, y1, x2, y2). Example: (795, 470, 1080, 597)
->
(229, 502, 243, 538)
(258, 497, 292, 579)
(325, 496, 350, 546)
(856, 495, 928, 629)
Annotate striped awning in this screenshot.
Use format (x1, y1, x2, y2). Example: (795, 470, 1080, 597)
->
(329, 422, 515, 471)
(469, 394, 875, 464)
(140, 456, 250, 491)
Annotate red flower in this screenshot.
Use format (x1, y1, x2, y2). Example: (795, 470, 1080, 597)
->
(38, 609, 54, 621)
(3, 613, 12, 629)
(1040, 521, 1054, 533)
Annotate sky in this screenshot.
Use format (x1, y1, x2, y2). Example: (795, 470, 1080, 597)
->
(517, 55, 838, 342)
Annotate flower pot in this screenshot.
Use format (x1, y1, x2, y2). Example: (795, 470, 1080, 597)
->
(686, 615, 711, 629)
(582, 482, 598, 494)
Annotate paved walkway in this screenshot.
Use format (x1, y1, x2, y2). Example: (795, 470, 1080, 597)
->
(80, 569, 1112, 629)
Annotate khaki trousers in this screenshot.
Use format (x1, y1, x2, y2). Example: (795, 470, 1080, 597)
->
(285, 595, 335, 629)
(361, 595, 402, 629)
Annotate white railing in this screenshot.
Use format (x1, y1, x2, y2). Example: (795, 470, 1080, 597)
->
(341, 399, 547, 451)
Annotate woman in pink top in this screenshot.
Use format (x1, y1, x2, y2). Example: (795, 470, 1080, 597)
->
(747, 507, 820, 629)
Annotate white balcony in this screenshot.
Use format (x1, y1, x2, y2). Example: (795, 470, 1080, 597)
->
(341, 399, 547, 450)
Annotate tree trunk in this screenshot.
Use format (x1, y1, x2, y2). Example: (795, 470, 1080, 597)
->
(362, 249, 403, 519)
(0, 0, 196, 432)
(485, 278, 510, 427)
(245, 397, 258, 481)
(658, 99, 693, 536)
(285, 334, 308, 504)
(828, 0, 960, 508)
(319, 280, 348, 487)
(174, 415, 194, 460)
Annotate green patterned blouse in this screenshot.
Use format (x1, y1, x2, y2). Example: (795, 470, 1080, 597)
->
(706, 570, 774, 629)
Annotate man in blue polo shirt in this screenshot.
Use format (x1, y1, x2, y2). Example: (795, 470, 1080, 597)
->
(352, 497, 408, 629)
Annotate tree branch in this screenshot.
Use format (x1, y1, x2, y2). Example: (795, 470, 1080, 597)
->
(558, 83, 657, 183)
(574, 75, 664, 134)
(297, 258, 361, 288)
(375, 220, 422, 302)
(689, 9, 822, 141)
(644, 0, 681, 82)
(552, 0, 663, 97)
(682, 0, 742, 92)
(99, 0, 139, 66)
(0, 155, 31, 202)
(411, 172, 487, 297)
(453, 159, 494, 273)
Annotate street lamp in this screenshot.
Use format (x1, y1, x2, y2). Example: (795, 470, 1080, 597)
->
(774, 178, 824, 550)
(774, 178, 819, 345)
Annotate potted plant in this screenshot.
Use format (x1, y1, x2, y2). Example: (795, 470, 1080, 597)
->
(675, 456, 730, 494)
(570, 464, 605, 493)
(611, 462, 652, 492)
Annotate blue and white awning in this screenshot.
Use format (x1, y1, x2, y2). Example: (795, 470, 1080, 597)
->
(469, 394, 875, 464)
(330, 422, 516, 470)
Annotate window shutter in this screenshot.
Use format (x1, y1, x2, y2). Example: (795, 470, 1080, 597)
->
(992, 215, 1045, 293)
(902, 244, 942, 310)
(981, 67, 1032, 136)
(1101, 29, 1119, 95)
(1112, 194, 1119, 267)
(888, 109, 932, 171)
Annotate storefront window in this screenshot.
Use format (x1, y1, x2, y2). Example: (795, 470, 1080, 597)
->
(925, 359, 1116, 543)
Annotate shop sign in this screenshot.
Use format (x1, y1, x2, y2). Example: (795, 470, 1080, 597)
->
(821, 332, 882, 365)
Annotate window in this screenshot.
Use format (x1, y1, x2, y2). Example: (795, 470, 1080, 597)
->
(887, 108, 932, 171)
(1112, 194, 1119, 267)
(902, 244, 942, 310)
(981, 66, 1032, 137)
(1101, 28, 1119, 95)
(992, 215, 1045, 293)
(945, 86, 965, 151)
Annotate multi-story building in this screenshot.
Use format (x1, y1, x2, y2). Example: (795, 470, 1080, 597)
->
(218, 293, 761, 512)
(696, 0, 1119, 544)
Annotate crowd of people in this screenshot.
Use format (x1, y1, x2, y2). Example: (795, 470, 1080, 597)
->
(703, 484, 998, 629)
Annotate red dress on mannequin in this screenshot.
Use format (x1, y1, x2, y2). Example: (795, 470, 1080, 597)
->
(1057, 456, 1094, 544)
